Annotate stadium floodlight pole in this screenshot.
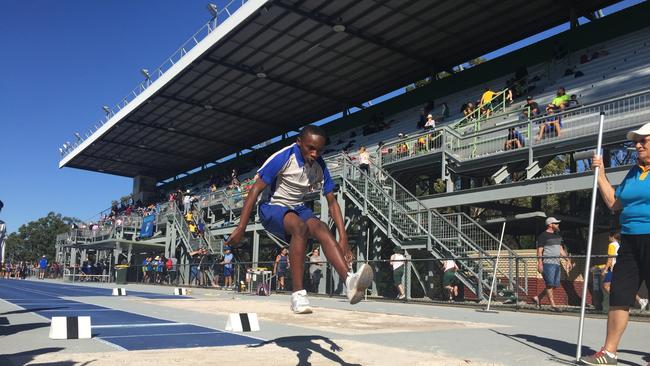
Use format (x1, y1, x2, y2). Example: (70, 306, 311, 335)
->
(141, 69, 151, 86)
(207, 3, 218, 29)
(74, 132, 82, 141)
(576, 112, 605, 362)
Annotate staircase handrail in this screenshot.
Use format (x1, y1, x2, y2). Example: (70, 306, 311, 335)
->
(451, 88, 510, 129)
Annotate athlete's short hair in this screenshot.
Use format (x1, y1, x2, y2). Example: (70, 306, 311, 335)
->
(298, 125, 327, 140)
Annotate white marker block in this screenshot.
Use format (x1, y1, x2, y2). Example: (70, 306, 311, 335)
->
(49, 316, 92, 339)
(173, 288, 189, 295)
(225, 313, 259, 332)
(112, 288, 127, 296)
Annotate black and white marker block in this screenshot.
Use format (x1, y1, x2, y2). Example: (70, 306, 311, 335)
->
(173, 288, 189, 295)
(225, 313, 260, 332)
(112, 288, 127, 296)
(49, 316, 92, 339)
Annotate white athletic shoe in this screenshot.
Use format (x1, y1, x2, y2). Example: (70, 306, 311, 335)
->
(291, 289, 313, 314)
(345, 263, 374, 305)
(639, 298, 648, 311)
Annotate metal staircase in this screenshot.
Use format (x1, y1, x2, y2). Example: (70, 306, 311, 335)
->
(327, 154, 525, 300)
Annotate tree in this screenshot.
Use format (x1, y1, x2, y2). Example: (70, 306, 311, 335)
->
(4, 212, 77, 263)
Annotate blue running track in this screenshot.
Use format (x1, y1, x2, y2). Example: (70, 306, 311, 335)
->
(0, 279, 260, 350)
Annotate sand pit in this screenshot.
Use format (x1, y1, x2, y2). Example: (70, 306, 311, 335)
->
(139, 297, 501, 335)
(20, 339, 503, 366)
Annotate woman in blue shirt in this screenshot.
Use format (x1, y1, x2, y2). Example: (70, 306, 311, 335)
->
(581, 122, 650, 365)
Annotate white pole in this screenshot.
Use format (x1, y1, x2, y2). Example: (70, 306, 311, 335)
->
(485, 222, 507, 312)
(576, 113, 605, 362)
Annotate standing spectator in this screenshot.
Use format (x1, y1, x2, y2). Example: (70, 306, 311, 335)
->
(0, 200, 6, 267)
(38, 255, 47, 280)
(442, 259, 459, 301)
(141, 257, 150, 283)
(480, 87, 496, 117)
(309, 248, 323, 293)
(221, 246, 234, 288)
(424, 114, 436, 129)
(601, 231, 648, 310)
(358, 146, 370, 175)
(390, 250, 406, 300)
(581, 123, 650, 365)
(532, 217, 572, 311)
(165, 256, 175, 284)
(182, 191, 191, 214)
(274, 247, 289, 291)
(231, 168, 240, 186)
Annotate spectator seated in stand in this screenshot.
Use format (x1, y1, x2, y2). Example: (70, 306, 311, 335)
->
(504, 127, 526, 150)
(536, 106, 562, 142)
(566, 94, 580, 109)
(463, 102, 476, 121)
(548, 87, 570, 112)
(522, 96, 541, 119)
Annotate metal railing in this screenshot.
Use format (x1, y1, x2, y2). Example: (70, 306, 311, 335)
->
(451, 88, 510, 129)
(380, 88, 650, 166)
(61, 0, 251, 158)
(329, 154, 524, 299)
(74, 255, 623, 313)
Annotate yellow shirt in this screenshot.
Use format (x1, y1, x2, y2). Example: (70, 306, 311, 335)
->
(481, 90, 495, 105)
(639, 164, 649, 181)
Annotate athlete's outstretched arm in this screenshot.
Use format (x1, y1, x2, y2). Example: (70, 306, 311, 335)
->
(226, 180, 267, 247)
(325, 191, 352, 263)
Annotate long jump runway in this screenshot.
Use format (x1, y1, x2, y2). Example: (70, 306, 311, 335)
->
(0, 279, 260, 350)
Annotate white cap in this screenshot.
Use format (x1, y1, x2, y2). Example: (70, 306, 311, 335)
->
(545, 217, 561, 225)
(626, 122, 650, 141)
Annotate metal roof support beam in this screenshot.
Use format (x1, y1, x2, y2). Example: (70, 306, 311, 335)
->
(204, 56, 358, 108)
(156, 94, 286, 130)
(101, 139, 202, 161)
(79, 153, 163, 172)
(124, 119, 240, 148)
(270, 0, 432, 67)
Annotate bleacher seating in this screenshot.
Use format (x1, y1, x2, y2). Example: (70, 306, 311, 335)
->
(156, 26, 650, 202)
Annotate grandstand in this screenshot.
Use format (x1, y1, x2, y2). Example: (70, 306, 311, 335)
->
(56, 0, 650, 306)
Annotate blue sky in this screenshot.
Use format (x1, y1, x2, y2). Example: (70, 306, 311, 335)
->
(0, 0, 641, 233)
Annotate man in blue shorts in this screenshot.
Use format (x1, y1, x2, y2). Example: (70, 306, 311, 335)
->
(39, 255, 47, 279)
(532, 217, 572, 311)
(221, 246, 234, 288)
(227, 125, 373, 314)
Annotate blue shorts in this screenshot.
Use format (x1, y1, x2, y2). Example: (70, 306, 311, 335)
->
(259, 203, 316, 241)
(603, 270, 613, 283)
(224, 266, 233, 277)
(542, 263, 561, 287)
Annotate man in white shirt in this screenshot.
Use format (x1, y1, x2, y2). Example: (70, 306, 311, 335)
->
(390, 250, 406, 299)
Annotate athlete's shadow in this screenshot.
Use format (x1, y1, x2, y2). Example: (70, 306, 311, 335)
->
(1, 307, 65, 315)
(248, 335, 361, 366)
(0, 347, 91, 366)
(0, 321, 50, 336)
(492, 330, 643, 366)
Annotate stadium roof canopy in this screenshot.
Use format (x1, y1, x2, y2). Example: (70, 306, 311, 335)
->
(59, 0, 619, 180)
